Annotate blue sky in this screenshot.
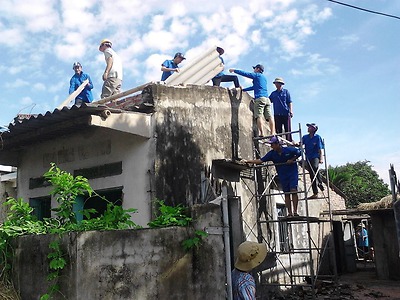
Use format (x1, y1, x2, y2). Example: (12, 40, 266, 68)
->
(0, 0, 399, 184)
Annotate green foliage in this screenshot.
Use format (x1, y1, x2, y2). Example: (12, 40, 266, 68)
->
(0, 197, 47, 282)
(44, 163, 93, 225)
(147, 200, 192, 228)
(182, 230, 208, 251)
(327, 160, 390, 208)
(77, 204, 139, 231)
(0, 163, 140, 298)
(42, 240, 65, 299)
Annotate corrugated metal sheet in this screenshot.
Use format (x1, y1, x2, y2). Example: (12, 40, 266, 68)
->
(164, 46, 223, 86)
(0, 104, 124, 150)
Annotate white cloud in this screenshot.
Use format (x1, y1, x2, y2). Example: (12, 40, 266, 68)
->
(19, 97, 34, 106)
(0, 26, 24, 47)
(339, 34, 360, 47)
(229, 6, 255, 36)
(142, 30, 178, 52)
(144, 54, 166, 83)
(150, 15, 167, 32)
(33, 83, 46, 91)
(9, 0, 60, 32)
(6, 79, 29, 89)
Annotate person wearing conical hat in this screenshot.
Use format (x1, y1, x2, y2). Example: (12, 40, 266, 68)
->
(232, 241, 267, 300)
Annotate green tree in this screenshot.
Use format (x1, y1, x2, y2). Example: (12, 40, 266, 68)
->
(327, 160, 390, 208)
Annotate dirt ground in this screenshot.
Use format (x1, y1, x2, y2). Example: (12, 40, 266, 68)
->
(336, 261, 400, 300)
(1, 261, 399, 300)
(264, 260, 400, 300)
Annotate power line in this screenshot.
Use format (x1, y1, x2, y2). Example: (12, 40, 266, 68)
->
(326, 0, 400, 20)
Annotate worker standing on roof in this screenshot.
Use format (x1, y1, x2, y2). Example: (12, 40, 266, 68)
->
(212, 47, 240, 89)
(161, 52, 186, 81)
(69, 62, 94, 105)
(269, 77, 293, 141)
(98, 39, 123, 99)
(229, 65, 275, 137)
(242, 136, 301, 217)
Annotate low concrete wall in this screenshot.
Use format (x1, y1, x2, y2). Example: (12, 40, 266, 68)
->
(12, 204, 227, 300)
(371, 210, 400, 280)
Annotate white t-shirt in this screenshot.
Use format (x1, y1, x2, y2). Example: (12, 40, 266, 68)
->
(104, 48, 123, 80)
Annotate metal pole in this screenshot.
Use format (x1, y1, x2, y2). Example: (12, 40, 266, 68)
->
(221, 183, 233, 300)
(389, 164, 400, 257)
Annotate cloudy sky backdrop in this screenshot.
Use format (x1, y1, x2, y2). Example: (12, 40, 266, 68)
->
(0, 0, 399, 183)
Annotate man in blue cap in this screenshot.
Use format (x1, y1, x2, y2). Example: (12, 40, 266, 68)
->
(161, 52, 186, 81)
(301, 123, 325, 198)
(243, 136, 301, 216)
(229, 64, 275, 137)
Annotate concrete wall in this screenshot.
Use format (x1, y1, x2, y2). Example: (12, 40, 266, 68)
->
(8, 84, 255, 228)
(16, 127, 153, 227)
(151, 84, 254, 207)
(371, 210, 400, 280)
(12, 204, 227, 300)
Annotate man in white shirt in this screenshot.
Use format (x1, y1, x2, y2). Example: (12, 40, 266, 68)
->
(98, 39, 123, 99)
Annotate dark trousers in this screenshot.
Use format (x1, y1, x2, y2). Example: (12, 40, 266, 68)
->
(274, 115, 292, 141)
(306, 157, 322, 195)
(212, 75, 240, 88)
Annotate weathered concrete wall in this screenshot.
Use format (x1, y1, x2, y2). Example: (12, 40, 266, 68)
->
(7, 84, 256, 227)
(370, 210, 400, 280)
(12, 204, 227, 300)
(17, 127, 153, 226)
(151, 84, 254, 206)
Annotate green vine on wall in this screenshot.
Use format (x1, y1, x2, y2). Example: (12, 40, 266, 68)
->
(0, 164, 208, 299)
(0, 163, 140, 299)
(148, 200, 208, 251)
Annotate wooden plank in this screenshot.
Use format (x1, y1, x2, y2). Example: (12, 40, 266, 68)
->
(58, 79, 89, 109)
(93, 81, 153, 105)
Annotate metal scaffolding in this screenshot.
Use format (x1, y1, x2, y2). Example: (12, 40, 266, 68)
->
(239, 124, 337, 298)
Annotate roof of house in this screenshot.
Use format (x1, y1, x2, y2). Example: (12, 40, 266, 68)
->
(1, 104, 121, 150)
(0, 89, 155, 168)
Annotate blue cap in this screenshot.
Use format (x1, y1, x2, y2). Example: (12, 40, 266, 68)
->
(174, 52, 186, 59)
(267, 136, 280, 144)
(252, 64, 264, 73)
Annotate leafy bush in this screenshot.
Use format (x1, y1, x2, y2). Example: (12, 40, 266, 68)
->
(182, 230, 208, 251)
(326, 160, 390, 208)
(0, 163, 139, 299)
(147, 200, 192, 228)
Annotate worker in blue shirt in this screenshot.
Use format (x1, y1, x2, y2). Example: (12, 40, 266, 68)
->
(161, 52, 186, 81)
(69, 62, 94, 105)
(229, 64, 275, 137)
(243, 136, 301, 217)
(212, 47, 240, 88)
(301, 123, 325, 198)
(269, 77, 293, 141)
